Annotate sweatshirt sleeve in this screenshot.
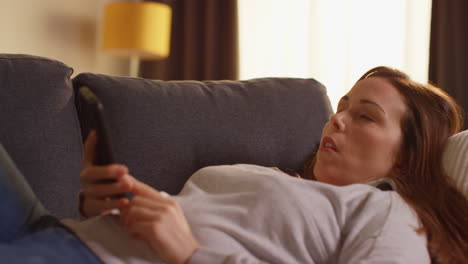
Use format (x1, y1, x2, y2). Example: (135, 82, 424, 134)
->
(336, 194, 430, 264)
(189, 247, 268, 264)
(337, 235, 430, 263)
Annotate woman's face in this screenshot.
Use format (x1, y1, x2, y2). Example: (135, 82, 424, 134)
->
(314, 76, 407, 185)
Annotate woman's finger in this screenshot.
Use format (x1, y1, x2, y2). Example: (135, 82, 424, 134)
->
(132, 179, 159, 199)
(80, 164, 128, 185)
(82, 130, 97, 168)
(120, 196, 167, 218)
(81, 174, 133, 199)
(120, 202, 159, 227)
(130, 178, 173, 201)
(82, 196, 129, 217)
(130, 195, 174, 208)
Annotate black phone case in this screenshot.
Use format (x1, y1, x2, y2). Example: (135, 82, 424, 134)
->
(77, 86, 115, 166)
(77, 86, 132, 199)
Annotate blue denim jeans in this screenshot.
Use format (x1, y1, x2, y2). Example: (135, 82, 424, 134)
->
(0, 144, 102, 263)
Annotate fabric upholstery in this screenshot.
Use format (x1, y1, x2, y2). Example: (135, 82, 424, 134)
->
(0, 54, 83, 218)
(442, 130, 468, 198)
(73, 74, 332, 194)
(0, 143, 46, 242)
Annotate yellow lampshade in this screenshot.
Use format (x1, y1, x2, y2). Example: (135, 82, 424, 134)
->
(102, 2, 172, 60)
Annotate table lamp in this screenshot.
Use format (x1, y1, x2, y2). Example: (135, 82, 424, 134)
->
(102, 1, 172, 77)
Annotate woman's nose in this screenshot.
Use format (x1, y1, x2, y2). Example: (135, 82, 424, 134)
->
(329, 112, 346, 131)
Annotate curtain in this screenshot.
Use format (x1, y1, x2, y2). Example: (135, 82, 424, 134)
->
(429, 0, 468, 130)
(141, 0, 238, 80)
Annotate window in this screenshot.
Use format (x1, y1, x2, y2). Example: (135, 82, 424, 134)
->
(238, 0, 432, 110)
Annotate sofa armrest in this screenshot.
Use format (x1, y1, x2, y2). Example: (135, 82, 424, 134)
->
(0, 54, 83, 218)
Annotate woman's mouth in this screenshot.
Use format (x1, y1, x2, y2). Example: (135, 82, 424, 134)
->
(321, 136, 338, 152)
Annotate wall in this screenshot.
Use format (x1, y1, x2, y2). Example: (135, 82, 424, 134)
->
(0, 0, 128, 76)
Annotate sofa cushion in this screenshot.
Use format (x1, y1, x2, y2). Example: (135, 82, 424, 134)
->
(442, 130, 468, 198)
(73, 74, 332, 194)
(0, 143, 47, 242)
(0, 54, 83, 218)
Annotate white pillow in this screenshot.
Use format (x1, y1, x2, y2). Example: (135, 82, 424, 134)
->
(442, 130, 468, 199)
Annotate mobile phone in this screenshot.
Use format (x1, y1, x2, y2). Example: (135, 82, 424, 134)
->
(78, 86, 131, 201)
(78, 86, 115, 167)
(78, 86, 133, 201)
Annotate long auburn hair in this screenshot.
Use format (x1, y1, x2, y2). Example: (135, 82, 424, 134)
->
(303, 66, 468, 263)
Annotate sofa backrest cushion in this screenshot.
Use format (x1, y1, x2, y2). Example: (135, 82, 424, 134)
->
(442, 130, 468, 199)
(73, 74, 332, 194)
(0, 54, 83, 218)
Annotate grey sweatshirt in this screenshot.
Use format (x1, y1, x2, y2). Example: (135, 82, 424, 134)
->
(63, 164, 430, 263)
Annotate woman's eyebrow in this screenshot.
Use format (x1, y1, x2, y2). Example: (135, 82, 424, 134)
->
(340, 96, 386, 114)
(360, 99, 386, 114)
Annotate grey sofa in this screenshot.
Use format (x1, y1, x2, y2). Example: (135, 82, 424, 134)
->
(0, 54, 332, 218)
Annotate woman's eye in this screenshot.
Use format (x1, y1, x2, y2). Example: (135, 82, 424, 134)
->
(360, 114, 374, 121)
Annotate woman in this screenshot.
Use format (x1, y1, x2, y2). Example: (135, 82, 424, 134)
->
(1, 66, 467, 263)
(303, 66, 468, 263)
(77, 66, 467, 263)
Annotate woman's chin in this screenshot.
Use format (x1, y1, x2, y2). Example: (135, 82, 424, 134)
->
(314, 165, 346, 186)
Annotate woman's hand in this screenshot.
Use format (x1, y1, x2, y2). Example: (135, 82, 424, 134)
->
(81, 131, 199, 263)
(120, 179, 199, 264)
(79, 131, 133, 217)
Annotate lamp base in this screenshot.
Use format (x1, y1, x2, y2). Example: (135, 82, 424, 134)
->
(129, 55, 140, 77)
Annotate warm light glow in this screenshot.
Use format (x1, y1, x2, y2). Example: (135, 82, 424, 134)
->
(238, 0, 432, 111)
(102, 2, 172, 59)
